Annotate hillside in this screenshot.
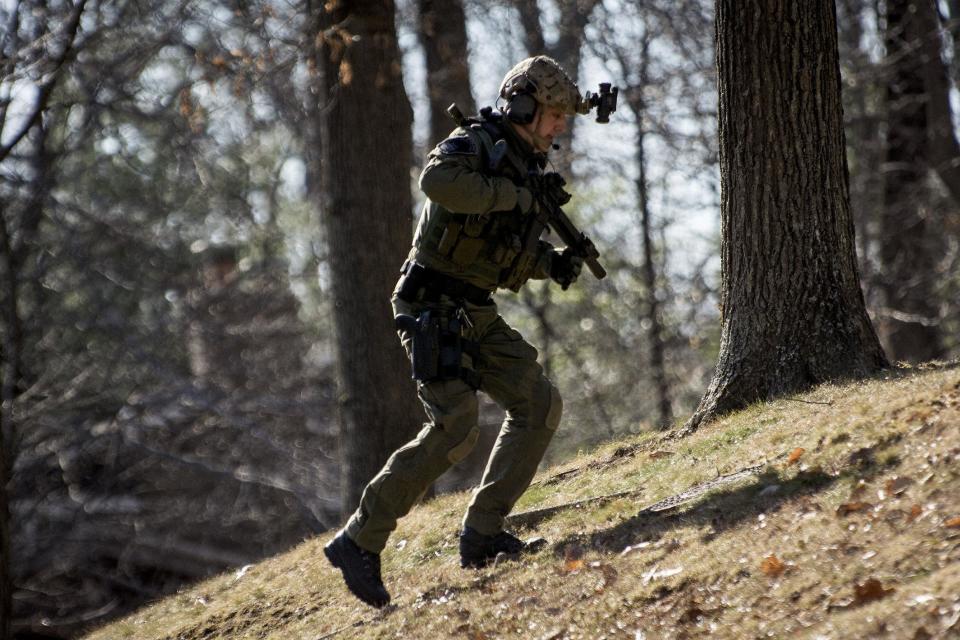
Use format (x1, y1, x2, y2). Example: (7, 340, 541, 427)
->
(85, 364, 960, 640)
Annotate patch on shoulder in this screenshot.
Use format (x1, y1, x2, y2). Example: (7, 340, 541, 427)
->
(438, 134, 477, 156)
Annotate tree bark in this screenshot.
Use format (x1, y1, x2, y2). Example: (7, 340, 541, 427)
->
(314, 0, 423, 515)
(878, 0, 945, 362)
(686, 0, 887, 432)
(418, 0, 474, 145)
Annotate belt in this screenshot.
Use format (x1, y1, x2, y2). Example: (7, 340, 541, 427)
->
(396, 261, 493, 305)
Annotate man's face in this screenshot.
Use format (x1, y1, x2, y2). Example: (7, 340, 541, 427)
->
(520, 106, 569, 152)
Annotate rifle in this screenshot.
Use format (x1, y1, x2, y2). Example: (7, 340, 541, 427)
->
(446, 103, 606, 283)
(531, 172, 607, 281)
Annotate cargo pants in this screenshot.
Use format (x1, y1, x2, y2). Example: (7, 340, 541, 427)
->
(344, 294, 562, 554)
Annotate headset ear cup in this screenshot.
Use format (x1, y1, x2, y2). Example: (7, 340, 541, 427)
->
(505, 93, 537, 124)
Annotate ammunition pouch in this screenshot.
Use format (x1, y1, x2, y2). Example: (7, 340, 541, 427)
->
(396, 308, 481, 389)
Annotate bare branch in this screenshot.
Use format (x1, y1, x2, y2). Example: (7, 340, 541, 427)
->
(0, 0, 88, 165)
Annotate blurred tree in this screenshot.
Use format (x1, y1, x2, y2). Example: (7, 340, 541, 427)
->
(313, 0, 423, 514)
(1, 0, 344, 634)
(686, 0, 887, 431)
(628, 41, 673, 429)
(837, 0, 884, 302)
(0, 2, 88, 636)
(509, 0, 600, 176)
(584, 0, 716, 430)
(877, 0, 949, 362)
(418, 0, 474, 145)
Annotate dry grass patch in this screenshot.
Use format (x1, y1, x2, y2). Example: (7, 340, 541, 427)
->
(85, 364, 960, 639)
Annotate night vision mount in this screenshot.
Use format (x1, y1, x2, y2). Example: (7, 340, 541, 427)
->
(583, 83, 619, 123)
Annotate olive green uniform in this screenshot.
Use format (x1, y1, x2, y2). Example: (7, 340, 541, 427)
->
(344, 115, 564, 554)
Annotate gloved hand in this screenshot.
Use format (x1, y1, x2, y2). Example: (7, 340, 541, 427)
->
(550, 247, 583, 290)
(515, 187, 537, 215)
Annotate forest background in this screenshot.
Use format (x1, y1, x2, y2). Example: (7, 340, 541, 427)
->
(1, 0, 958, 637)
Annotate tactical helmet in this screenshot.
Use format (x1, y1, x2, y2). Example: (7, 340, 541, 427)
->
(499, 56, 586, 117)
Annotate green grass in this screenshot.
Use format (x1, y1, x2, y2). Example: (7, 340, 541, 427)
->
(83, 363, 960, 640)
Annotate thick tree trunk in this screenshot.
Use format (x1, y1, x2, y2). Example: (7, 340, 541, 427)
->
(878, 0, 945, 362)
(418, 0, 474, 145)
(686, 0, 887, 431)
(315, 0, 423, 515)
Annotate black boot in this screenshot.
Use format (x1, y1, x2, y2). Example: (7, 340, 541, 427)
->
(324, 531, 391, 608)
(459, 526, 527, 568)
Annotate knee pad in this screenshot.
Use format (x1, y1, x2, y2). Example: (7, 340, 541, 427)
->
(446, 426, 480, 464)
(545, 383, 563, 431)
(530, 378, 563, 431)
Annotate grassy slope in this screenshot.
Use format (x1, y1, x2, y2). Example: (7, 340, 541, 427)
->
(85, 365, 960, 640)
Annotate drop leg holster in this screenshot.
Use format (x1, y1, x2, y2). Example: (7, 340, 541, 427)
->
(396, 308, 481, 389)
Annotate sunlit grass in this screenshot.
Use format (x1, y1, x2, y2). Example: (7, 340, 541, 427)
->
(84, 363, 960, 639)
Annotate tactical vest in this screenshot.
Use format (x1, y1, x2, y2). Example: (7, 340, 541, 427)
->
(410, 113, 547, 293)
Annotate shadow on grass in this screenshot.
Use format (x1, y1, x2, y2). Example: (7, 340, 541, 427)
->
(551, 468, 837, 556)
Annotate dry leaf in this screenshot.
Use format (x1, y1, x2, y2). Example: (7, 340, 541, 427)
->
(853, 578, 895, 605)
(908, 504, 923, 522)
(760, 555, 786, 577)
(884, 476, 913, 496)
(340, 59, 353, 86)
(562, 545, 584, 573)
(836, 502, 872, 517)
(944, 516, 960, 528)
(786, 448, 805, 466)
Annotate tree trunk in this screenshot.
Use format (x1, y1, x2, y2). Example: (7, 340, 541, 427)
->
(634, 99, 673, 429)
(878, 0, 945, 362)
(686, 0, 887, 431)
(314, 0, 423, 515)
(512, 0, 547, 56)
(418, 0, 474, 145)
(628, 34, 672, 429)
(836, 0, 883, 306)
(945, 0, 960, 102)
(0, 213, 15, 640)
(509, 0, 599, 177)
(917, 0, 960, 209)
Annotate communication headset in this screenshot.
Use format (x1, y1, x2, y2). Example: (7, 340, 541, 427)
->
(502, 77, 538, 125)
